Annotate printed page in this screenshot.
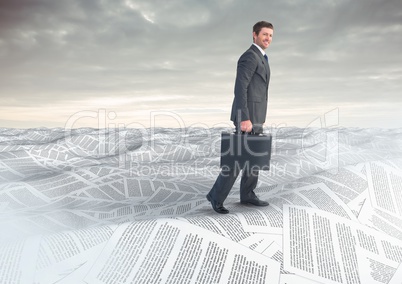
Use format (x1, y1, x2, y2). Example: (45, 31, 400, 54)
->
(178, 212, 252, 243)
(356, 246, 399, 284)
(85, 218, 281, 284)
(34, 242, 105, 284)
(346, 190, 367, 218)
(142, 199, 204, 218)
(358, 197, 402, 241)
(237, 183, 355, 234)
(366, 161, 402, 217)
(313, 165, 368, 204)
(279, 164, 368, 205)
(239, 233, 282, 252)
(283, 205, 402, 284)
(261, 241, 291, 274)
(35, 224, 116, 270)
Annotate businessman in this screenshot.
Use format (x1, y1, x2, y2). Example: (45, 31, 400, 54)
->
(207, 21, 274, 214)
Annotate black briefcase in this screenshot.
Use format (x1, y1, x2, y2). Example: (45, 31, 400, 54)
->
(220, 132, 272, 171)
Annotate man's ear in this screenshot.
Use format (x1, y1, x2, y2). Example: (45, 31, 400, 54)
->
(252, 31, 256, 42)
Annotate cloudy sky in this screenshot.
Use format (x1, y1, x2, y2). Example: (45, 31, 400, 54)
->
(1, 0, 401, 129)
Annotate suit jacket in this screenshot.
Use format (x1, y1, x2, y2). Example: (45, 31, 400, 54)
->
(230, 44, 270, 134)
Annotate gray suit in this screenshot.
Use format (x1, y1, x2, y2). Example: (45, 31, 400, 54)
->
(208, 44, 270, 204)
(231, 44, 270, 134)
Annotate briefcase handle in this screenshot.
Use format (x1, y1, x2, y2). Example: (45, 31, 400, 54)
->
(238, 130, 263, 136)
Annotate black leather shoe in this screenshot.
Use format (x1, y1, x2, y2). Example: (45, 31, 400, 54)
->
(241, 197, 269, 206)
(206, 194, 229, 214)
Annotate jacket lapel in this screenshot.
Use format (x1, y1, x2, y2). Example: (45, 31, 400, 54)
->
(250, 45, 269, 81)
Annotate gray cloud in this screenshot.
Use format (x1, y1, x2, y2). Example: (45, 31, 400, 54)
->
(1, 0, 402, 127)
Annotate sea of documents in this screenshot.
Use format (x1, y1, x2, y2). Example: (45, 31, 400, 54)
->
(1, 126, 402, 283)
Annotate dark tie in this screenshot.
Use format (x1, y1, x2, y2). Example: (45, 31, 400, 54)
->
(264, 54, 268, 62)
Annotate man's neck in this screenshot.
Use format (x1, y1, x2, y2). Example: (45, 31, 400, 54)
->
(252, 43, 266, 55)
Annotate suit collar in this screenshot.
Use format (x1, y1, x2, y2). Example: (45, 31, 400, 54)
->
(251, 43, 266, 57)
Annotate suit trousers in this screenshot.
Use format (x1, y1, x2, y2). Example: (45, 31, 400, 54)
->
(208, 166, 259, 203)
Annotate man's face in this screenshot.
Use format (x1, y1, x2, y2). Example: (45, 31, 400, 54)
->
(253, 27, 273, 50)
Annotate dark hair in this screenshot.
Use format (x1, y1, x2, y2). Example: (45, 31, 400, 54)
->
(253, 21, 274, 35)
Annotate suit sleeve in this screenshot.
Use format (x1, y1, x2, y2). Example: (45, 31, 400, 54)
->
(233, 51, 258, 121)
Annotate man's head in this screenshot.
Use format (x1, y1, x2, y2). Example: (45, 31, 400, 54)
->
(253, 21, 274, 50)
